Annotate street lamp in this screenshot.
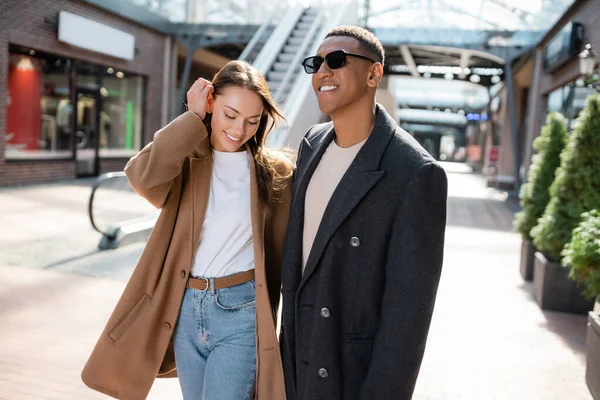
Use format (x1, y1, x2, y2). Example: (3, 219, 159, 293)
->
(579, 44, 597, 78)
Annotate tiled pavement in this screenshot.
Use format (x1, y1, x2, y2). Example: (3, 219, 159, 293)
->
(0, 163, 593, 399)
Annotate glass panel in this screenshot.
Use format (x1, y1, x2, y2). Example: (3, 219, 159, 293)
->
(547, 86, 566, 114)
(125, 0, 291, 23)
(76, 93, 98, 176)
(6, 52, 72, 160)
(99, 74, 144, 158)
(367, 0, 577, 32)
(545, 71, 599, 132)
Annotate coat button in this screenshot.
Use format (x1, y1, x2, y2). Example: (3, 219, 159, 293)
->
(164, 322, 172, 330)
(350, 236, 360, 247)
(318, 368, 329, 378)
(320, 307, 331, 318)
(180, 270, 186, 279)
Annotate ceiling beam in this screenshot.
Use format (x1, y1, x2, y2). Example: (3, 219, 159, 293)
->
(410, 44, 506, 65)
(400, 45, 420, 78)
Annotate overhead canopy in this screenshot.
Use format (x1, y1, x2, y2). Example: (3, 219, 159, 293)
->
(365, 0, 576, 86)
(366, 0, 575, 31)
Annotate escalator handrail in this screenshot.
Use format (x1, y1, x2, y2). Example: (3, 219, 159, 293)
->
(239, 8, 279, 62)
(88, 171, 127, 238)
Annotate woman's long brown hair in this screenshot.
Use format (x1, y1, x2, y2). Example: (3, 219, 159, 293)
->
(202, 60, 293, 209)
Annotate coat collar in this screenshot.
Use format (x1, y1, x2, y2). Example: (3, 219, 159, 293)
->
(296, 104, 396, 289)
(192, 124, 213, 159)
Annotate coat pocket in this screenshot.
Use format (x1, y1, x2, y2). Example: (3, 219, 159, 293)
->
(342, 335, 374, 396)
(109, 293, 151, 342)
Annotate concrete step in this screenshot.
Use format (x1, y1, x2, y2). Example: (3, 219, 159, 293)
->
(297, 21, 313, 30)
(300, 14, 316, 23)
(292, 28, 310, 37)
(268, 71, 286, 81)
(274, 62, 291, 72)
(284, 44, 301, 54)
(288, 36, 304, 46)
(278, 53, 295, 63)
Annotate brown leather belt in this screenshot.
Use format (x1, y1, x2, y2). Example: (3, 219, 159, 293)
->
(186, 269, 255, 291)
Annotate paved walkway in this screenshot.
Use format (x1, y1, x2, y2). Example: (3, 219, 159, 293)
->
(0, 163, 593, 399)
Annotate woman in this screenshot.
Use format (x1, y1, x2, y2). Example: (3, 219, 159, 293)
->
(82, 61, 293, 400)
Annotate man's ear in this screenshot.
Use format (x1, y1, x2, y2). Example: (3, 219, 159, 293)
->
(367, 63, 384, 88)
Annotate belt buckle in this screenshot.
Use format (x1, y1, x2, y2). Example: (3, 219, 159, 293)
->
(200, 277, 210, 291)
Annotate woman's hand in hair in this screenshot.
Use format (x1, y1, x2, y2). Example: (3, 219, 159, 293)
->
(187, 78, 214, 120)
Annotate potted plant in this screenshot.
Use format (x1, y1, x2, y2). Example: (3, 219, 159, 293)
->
(562, 210, 600, 399)
(530, 94, 600, 313)
(513, 113, 567, 281)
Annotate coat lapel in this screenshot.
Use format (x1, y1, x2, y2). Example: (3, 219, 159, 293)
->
(249, 154, 266, 281)
(190, 135, 214, 259)
(299, 105, 396, 288)
(284, 127, 335, 292)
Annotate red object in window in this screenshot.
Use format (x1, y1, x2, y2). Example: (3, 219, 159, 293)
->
(6, 55, 42, 150)
(489, 146, 499, 162)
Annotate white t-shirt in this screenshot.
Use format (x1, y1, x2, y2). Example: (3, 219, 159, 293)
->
(302, 137, 367, 272)
(191, 150, 254, 278)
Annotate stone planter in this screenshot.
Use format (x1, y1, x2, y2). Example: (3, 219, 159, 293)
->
(587, 310, 600, 399)
(520, 239, 536, 281)
(533, 252, 594, 314)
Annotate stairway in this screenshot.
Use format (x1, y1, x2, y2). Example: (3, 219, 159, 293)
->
(266, 8, 319, 106)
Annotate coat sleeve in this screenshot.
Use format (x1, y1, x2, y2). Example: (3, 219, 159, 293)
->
(358, 161, 448, 400)
(124, 112, 209, 208)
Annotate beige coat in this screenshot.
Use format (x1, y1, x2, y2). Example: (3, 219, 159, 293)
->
(82, 112, 291, 400)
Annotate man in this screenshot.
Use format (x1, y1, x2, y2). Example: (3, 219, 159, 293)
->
(280, 26, 448, 400)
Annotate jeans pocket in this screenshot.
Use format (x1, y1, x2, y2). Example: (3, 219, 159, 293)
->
(215, 281, 256, 311)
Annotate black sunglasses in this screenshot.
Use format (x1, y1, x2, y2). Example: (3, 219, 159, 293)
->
(302, 50, 376, 74)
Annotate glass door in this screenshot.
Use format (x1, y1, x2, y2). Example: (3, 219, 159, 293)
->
(75, 89, 101, 177)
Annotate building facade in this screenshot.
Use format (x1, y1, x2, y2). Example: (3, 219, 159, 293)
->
(0, 0, 171, 185)
(484, 0, 599, 192)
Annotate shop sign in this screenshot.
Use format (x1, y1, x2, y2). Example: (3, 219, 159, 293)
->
(58, 11, 135, 61)
(544, 22, 584, 72)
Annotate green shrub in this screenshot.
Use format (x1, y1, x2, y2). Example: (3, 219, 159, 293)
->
(514, 113, 567, 239)
(531, 94, 600, 261)
(562, 209, 600, 300)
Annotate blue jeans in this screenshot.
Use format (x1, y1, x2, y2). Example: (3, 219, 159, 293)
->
(173, 279, 256, 400)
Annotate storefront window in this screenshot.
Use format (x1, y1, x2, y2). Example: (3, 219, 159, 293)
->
(546, 72, 599, 131)
(5, 50, 72, 160)
(5, 48, 145, 164)
(100, 74, 144, 157)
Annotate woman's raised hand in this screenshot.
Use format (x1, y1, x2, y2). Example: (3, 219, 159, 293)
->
(187, 78, 214, 120)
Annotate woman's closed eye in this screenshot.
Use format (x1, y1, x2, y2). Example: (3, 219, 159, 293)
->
(225, 112, 258, 125)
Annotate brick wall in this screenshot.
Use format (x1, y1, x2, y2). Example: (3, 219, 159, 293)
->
(99, 158, 128, 175)
(0, 161, 76, 186)
(0, 0, 168, 186)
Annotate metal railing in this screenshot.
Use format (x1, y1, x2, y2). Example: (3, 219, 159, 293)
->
(88, 172, 158, 250)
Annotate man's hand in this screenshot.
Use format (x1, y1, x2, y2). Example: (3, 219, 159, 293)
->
(187, 78, 214, 120)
